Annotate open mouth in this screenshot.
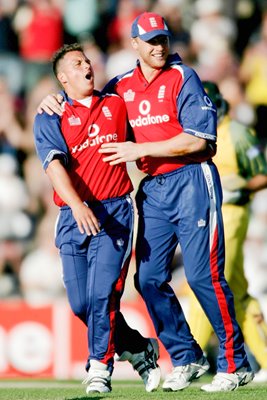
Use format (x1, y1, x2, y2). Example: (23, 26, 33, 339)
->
(85, 73, 92, 80)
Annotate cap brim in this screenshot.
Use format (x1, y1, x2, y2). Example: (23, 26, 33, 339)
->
(135, 30, 171, 41)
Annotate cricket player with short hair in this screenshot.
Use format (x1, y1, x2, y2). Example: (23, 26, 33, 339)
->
(33, 43, 161, 394)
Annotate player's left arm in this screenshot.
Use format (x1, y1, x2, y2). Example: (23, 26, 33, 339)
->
(99, 70, 216, 164)
(245, 174, 267, 191)
(99, 133, 213, 165)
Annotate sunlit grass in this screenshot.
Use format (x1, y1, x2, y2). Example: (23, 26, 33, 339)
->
(0, 376, 266, 400)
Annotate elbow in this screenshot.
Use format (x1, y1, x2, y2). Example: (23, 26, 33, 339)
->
(198, 140, 217, 158)
(207, 142, 217, 157)
(194, 139, 208, 153)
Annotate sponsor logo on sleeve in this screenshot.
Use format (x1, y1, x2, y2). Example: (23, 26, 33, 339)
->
(201, 96, 216, 112)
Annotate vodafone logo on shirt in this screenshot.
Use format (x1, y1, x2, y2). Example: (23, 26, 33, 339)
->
(129, 100, 170, 128)
(71, 124, 118, 154)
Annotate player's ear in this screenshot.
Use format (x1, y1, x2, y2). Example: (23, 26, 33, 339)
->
(131, 37, 138, 50)
(57, 71, 67, 85)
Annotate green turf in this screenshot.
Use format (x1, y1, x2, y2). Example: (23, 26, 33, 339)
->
(0, 377, 266, 400)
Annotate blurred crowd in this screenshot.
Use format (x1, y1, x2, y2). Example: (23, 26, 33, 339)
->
(0, 0, 267, 324)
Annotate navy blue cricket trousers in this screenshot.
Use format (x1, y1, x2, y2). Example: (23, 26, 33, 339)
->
(55, 195, 133, 371)
(135, 161, 250, 373)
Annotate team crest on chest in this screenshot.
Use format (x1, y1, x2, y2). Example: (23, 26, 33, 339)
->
(68, 115, 81, 126)
(123, 89, 135, 102)
(158, 85, 166, 102)
(102, 106, 112, 119)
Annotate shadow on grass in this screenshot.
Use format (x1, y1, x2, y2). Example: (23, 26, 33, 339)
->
(68, 397, 107, 400)
(68, 397, 103, 400)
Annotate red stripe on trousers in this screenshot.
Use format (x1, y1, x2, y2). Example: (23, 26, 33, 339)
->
(210, 225, 236, 372)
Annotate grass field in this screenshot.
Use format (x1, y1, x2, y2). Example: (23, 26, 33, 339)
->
(0, 376, 266, 400)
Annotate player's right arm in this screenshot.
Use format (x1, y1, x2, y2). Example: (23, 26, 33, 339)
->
(46, 159, 100, 236)
(33, 112, 100, 235)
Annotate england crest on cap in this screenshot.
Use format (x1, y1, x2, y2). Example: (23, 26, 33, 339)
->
(131, 12, 171, 42)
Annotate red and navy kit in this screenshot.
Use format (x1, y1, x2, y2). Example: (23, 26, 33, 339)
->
(104, 54, 217, 175)
(34, 90, 133, 205)
(34, 91, 134, 371)
(104, 54, 250, 373)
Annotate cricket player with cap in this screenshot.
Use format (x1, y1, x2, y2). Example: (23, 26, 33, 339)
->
(100, 12, 254, 392)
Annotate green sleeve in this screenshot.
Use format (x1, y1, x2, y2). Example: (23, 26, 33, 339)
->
(230, 120, 267, 180)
